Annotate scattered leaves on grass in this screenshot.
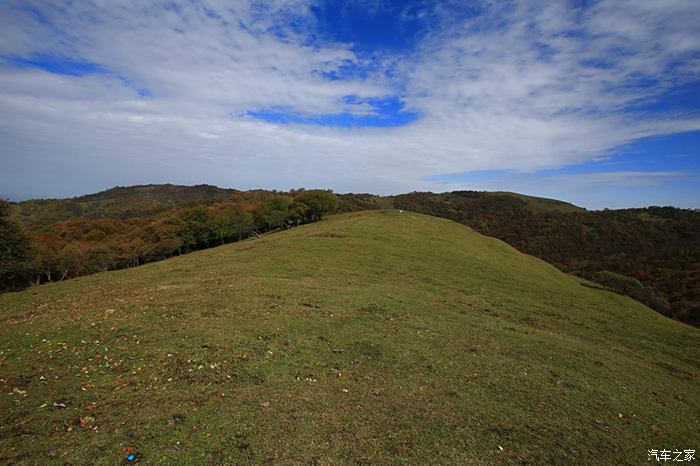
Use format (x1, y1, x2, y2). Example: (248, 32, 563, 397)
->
(79, 416, 95, 427)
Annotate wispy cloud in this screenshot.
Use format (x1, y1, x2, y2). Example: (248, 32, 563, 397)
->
(0, 0, 698, 203)
(540, 171, 685, 187)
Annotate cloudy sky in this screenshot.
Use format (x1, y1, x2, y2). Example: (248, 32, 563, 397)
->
(1, 0, 699, 209)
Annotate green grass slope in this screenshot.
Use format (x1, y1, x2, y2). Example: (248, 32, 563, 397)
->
(1, 211, 697, 465)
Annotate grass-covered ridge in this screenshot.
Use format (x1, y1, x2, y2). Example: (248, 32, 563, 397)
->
(1, 211, 698, 465)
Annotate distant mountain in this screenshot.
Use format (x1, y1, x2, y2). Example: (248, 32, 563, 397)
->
(1, 211, 697, 464)
(12, 184, 240, 228)
(488, 191, 586, 213)
(77, 183, 237, 203)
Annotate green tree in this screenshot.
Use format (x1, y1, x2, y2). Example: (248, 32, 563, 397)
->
(288, 202, 310, 226)
(294, 190, 338, 221)
(253, 195, 293, 231)
(227, 206, 255, 240)
(177, 206, 212, 250)
(0, 200, 32, 290)
(208, 215, 235, 245)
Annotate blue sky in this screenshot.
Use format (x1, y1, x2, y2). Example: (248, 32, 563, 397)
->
(0, 0, 699, 209)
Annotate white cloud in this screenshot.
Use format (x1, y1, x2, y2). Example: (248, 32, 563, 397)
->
(0, 0, 699, 203)
(539, 171, 684, 187)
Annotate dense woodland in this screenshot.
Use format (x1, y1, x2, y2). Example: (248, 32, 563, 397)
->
(1, 186, 337, 289)
(1, 185, 698, 326)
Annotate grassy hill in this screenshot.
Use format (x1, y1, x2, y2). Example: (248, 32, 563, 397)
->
(391, 191, 700, 325)
(12, 184, 698, 326)
(1, 211, 698, 465)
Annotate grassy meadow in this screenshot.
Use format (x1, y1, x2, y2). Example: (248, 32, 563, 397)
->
(1, 211, 698, 464)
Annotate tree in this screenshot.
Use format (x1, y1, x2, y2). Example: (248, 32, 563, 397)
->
(208, 215, 235, 245)
(253, 195, 293, 231)
(0, 200, 32, 290)
(288, 202, 309, 226)
(177, 206, 211, 250)
(294, 190, 338, 221)
(227, 206, 255, 240)
(30, 234, 62, 283)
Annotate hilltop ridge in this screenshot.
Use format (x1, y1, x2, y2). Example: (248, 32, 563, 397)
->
(4, 185, 699, 325)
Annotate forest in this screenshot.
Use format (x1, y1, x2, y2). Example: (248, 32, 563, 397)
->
(1, 185, 698, 326)
(1, 185, 337, 289)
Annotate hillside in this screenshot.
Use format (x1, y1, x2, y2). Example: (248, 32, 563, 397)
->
(5, 186, 700, 325)
(1, 211, 698, 464)
(390, 191, 700, 326)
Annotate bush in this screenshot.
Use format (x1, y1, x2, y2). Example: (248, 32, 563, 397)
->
(592, 270, 671, 315)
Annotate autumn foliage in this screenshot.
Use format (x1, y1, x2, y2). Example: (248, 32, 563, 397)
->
(2, 186, 338, 291)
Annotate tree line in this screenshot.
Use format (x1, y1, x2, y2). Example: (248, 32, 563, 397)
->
(1, 189, 337, 290)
